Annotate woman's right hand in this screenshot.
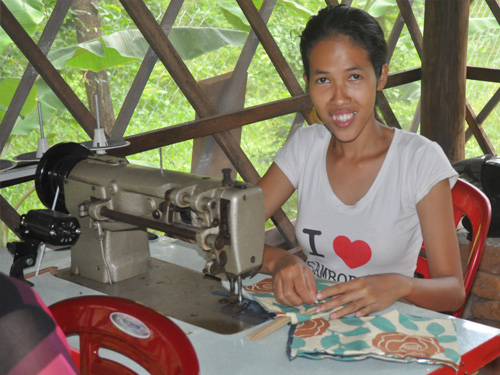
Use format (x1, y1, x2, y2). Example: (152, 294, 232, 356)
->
(267, 249, 318, 306)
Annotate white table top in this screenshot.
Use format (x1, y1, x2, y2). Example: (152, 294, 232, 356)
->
(2, 237, 499, 375)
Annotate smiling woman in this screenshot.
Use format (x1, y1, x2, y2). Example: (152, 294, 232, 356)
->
(257, 4, 465, 320)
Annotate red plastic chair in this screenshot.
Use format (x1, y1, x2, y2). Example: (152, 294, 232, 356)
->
(416, 178, 491, 318)
(49, 295, 200, 375)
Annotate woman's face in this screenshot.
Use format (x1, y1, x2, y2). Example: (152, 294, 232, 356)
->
(305, 36, 388, 144)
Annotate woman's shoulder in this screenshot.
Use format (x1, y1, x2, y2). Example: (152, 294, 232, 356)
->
(393, 128, 442, 154)
(276, 124, 330, 164)
(290, 123, 331, 143)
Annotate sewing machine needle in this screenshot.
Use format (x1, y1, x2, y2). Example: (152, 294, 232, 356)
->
(237, 275, 243, 303)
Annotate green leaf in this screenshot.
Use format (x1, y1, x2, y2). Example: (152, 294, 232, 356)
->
(426, 322, 446, 337)
(369, 316, 397, 332)
(0, 0, 44, 52)
(358, 0, 398, 18)
(343, 340, 371, 351)
(398, 313, 419, 331)
(320, 332, 340, 348)
(342, 327, 371, 336)
(444, 348, 461, 362)
(0, 78, 38, 116)
(216, 0, 250, 32)
(35, 80, 66, 114)
(291, 337, 306, 349)
(279, 0, 313, 19)
(436, 335, 457, 343)
(341, 316, 365, 326)
(47, 28, 247, 72)
(469, 17, 500, 36)
(169, 27, 247, 60)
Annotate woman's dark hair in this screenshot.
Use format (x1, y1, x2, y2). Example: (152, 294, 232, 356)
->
(300, 5, 387, 80)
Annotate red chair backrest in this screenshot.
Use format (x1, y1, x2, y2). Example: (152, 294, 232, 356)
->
(416, 178, 492, 317)
(49, 295, 199, 375)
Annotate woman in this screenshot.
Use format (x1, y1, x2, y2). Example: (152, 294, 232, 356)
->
(258, 5, 465, 319)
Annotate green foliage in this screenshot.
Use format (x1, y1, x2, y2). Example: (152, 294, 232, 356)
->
(0, 0, 44, 52)
(0, 78, 38, 120)
(49, 28, 247, 71)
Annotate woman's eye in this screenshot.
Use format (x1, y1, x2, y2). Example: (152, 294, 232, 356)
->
(350, 74, 362, 81)
(316, 77, 329, 84)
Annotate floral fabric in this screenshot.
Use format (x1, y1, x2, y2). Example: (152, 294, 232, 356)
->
(245, 278, 460, 370)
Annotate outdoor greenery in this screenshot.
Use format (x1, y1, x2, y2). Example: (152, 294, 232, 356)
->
(1, 0, 499, 246)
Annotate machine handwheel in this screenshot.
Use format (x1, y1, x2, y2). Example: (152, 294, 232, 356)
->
(35, 143, 92, 213)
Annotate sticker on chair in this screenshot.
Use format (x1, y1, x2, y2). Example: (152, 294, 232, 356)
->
(110, 312, 151, 339)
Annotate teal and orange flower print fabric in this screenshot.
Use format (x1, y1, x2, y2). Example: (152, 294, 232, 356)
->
(245, 278, 461, 370)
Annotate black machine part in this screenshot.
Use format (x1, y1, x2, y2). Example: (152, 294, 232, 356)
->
(453, 155, 500, 237)
(21, 209, 81, 246)
(7, 209, 81, 284)
(35, 142, 92, 213)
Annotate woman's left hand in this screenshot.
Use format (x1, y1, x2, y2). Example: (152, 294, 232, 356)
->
(315, 273, 411, 319)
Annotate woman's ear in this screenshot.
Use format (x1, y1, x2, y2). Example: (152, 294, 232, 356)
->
(303, 73, 309, 91)
(377, 64, 389, 91)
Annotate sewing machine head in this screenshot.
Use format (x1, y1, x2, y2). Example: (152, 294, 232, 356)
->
(34, 143, 265, 288)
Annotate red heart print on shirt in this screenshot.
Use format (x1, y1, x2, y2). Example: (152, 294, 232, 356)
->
(333, 236, 372, 269)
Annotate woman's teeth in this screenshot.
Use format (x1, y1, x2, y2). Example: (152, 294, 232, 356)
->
(332, 112, 357, 122)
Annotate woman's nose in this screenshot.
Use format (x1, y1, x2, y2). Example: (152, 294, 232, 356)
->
(330, 84, 349, 105)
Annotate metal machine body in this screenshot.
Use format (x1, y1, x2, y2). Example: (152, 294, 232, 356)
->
(35, 143, 265, 287)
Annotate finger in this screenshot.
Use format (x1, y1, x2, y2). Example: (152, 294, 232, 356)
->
(317, 282, 348, 300)
(273, 277, 288, 305)
(305, 270, 318, 304)
(328, 300, 362, 319)
(273, 276, 302, 306)
(282, 276, 308, 306)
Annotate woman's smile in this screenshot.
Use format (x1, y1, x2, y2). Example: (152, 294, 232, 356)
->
(331, 110, 358, 128)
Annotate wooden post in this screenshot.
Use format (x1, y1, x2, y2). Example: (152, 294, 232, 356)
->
(421, 0, 469, 163)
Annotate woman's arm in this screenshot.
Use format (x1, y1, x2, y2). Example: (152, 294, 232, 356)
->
(406, 178, 465, 310)
(257, 163, 318, 306)
(258, 162, 295, 221)
(315, 179, 465, 318)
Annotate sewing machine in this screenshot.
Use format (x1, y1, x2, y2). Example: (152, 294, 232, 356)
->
(31, 142, 265, 303)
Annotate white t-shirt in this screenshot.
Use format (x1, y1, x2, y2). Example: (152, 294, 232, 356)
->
(274, 124, 458, 282)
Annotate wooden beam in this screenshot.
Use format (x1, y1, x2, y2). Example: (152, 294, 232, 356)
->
(465, 101, 497, 155)
(0, 1, 72, 152)
(111, 94, 312, 157)
(465, 88, 500, 142)
(376, 91, 401, 129)
(0, 2, 96, 139)
(396, 0, 423, 59)
(467, 66, 500, 83)
(387, 1, 415, 64)
(421, 0, 469, 162)
(236, 0, 312, 125)
(219, 0, 276, 113)
(119, 0, 216, 118)
(476, 88, 500, 125)
(0, 195, 21, 239)
(111, 0, 184, 139)
(486, 0, 500, 24)
(385, 68, 421, 88)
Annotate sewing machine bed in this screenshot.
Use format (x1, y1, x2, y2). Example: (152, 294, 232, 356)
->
(55, 258, 268, 334)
